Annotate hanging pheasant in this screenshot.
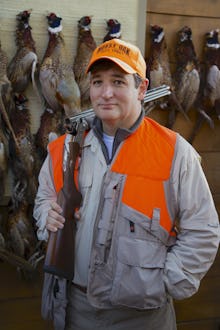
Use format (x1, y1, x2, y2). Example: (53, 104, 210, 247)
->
(6, 200, 37, 260)
(40, 12, 81, 117)
(7, 9, 38, 94)
(8, 94, 38, 208)
(34, 107, 64, 167)
(0, 42, 11, 196)
(0, 128, 7, 200)
(0, 41, 19, 150)
(174, 26, 200, 114)
(103, 18, 122, 42)
(146, 25, 188, 128)
(73, 16, 96, 110)
(189, 29, 220, 143)
(0, 217, 41, 277)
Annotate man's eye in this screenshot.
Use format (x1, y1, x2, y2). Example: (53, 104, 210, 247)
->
(92, 80, 102, 86)
(114, 80, 124, 85)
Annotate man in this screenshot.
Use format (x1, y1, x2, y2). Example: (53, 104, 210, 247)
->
(34, 39, 220, 330)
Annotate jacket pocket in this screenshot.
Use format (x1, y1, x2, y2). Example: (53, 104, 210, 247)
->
(110, 235, 167, 309)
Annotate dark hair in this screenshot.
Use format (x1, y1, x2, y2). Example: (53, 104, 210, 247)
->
(133, 73, 143, 88)
(89, 59, 143, 89)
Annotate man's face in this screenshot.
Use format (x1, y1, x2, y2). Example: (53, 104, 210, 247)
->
(89, 65, 146, 135)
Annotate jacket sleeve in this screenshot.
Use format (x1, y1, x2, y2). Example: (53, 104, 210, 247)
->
(33, 154, 57, 241)
(163, 135, 220, 300)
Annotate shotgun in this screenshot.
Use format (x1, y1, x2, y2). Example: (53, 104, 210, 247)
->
(43, 85, 171, 280)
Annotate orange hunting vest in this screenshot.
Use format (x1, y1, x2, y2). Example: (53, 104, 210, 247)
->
(48, 117, 177, 235)
(111, 117, 177, 234)
(48, 134, 66, 194)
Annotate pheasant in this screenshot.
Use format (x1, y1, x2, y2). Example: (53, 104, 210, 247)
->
(7, 9, 38, 94)
(0, 41, 13, 189)
(40, 12, 81, 117)
(204, 29, 220, 68)
(174, 26, 200, 114)
(6, 200, 37, 259)
(0, 128, 7, 200)
(103, 18, 122, 42)
(189, 29, 220, 143)
(34, 107, 64, 166)
(8, 94, 38, 208)
(73, 16, 96, 110)
(0, 41, 19, 149)
(146, 25, 188, 128)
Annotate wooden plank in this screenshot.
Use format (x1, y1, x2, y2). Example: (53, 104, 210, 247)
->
(0, 263, 52, 329)
(213, 193, 220, 215)
(200, 152, 220, 188)
(174, 274, 220, 321)
(0, 263, 43, 300)
(147, 0, 220, 18)
(0, 298, 53, 330)
(200, 152, 220, 170)
(203, 171, 220, 187)
(177, 319, 220, 330)
(207, 249, 220, 279)
(190, 125, 220, 153)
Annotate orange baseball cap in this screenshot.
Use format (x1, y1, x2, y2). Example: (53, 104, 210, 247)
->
(86, 38, 146, 79)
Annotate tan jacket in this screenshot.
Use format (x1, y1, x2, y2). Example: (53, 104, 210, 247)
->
(34, 116, 220, 312)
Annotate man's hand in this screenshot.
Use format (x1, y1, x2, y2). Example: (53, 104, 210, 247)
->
(46, 201, 65, 232)
(46, 201, 81, 232)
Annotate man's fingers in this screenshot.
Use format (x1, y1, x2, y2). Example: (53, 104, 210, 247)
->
(46, 220, 63, 232)
(51, 201, 63, 214)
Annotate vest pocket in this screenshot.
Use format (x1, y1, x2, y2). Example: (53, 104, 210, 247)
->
(110, 235, 167, 309)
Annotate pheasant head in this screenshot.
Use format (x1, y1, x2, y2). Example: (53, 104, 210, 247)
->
(103, 19, 121, 41)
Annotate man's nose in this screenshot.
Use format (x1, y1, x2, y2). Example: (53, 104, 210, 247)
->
(102, 84, 113, 98)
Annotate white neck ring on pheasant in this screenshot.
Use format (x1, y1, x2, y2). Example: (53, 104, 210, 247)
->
(155, 31, 164, 43)
(48, 25, 63, 34)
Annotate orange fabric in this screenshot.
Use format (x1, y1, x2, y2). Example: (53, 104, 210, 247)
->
(111, 117, 177, 234)
(48, 132, 87, 194)
(48, 134, 66, 193)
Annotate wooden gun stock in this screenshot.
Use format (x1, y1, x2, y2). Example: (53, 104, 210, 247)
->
(44, 140, 82, 280)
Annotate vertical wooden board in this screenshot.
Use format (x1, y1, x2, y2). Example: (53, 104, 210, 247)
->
(200, 152, 220, 190)
(0, 263, 50, 329)
(147, 0, 220, 17)
(174, 275, 220, 321)
(0, 298, 53, 330)
(177, 319, 220, 330)
(0, 263, 43, 300)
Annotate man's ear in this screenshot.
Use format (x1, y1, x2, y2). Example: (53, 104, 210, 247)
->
(138, 79, 149, 100)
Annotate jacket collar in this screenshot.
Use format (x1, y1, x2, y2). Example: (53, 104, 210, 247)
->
(92, 109, 145, 164)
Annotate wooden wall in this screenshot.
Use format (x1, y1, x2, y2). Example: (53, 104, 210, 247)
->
(146, 1, 220, 329)
(0, 1, 220, 329)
